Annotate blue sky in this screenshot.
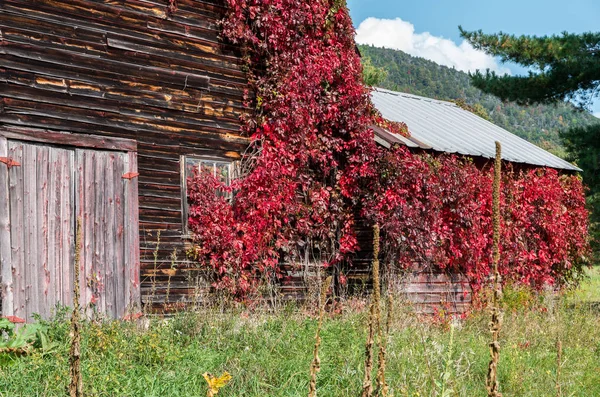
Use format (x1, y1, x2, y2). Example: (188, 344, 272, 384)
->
(347, 0, 600, 116)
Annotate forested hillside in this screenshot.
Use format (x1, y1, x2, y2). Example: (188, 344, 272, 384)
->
(359, 45, 599, 155)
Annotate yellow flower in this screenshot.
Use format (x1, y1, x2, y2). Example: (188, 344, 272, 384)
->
(203, 372, 232, 397)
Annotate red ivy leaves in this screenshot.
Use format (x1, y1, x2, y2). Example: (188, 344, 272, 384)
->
(367, 147, 590, 292)
(188, 0, 379, 297)
(187, 0, 590, 298)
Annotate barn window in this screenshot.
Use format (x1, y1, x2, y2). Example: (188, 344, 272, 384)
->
(181, 156, 238, 235)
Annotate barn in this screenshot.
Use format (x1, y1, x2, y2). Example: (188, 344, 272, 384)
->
(356, 89, 581, 315)
(0, 0, 249, 320)
(0, 1, 584, 321)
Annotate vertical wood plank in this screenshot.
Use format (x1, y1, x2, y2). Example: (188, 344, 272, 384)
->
(0, 137, 13, 316)
(47, 148, 58, 317)
(74, 150, 84, 316)
(61, 149, 75, 309)
(37, 146, 50, 319)
(8, 142, 25, 318)
(46, 146, 74, 318)
(114, 154, 125, 318)
(124, 151, 140, 312)
(83, 150, 96, 318)
(23, 144, 38, 321)
(104, 153, 116, 318)
(94, 151, 106, 316)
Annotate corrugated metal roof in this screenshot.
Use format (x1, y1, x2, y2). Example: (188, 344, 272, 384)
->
(371, 88, 581, 171)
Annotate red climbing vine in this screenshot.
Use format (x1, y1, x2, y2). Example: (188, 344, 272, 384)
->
(187, 0, 590, 298)
(188, 0, 380, 297)
(367, 147, 590, 291)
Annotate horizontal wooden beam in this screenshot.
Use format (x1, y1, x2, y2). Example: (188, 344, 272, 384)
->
(0, 127, 137, 152)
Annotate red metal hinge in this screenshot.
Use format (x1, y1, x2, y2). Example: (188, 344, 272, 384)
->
(122, 172, 139, 180)
(0, 157, 20, 168)
(2, 315, 26, 324)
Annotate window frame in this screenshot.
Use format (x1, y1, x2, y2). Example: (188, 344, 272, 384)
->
(180, 154, 238, 237)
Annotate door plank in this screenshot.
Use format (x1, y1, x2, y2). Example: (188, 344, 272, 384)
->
(8, 142, 25, 318)
(23, 143, 38, 321)
(94, 151, 106, 316)
(37, 146, 50, 319)
(124, 151, 140, 311)
(81, 150, 96, 318)
(47, 148, 58, 316)
(104, 152, 116, 318)
(114, 153, 126, 317)
(0, 137, 13, 316)
(60, 149, 74, 308)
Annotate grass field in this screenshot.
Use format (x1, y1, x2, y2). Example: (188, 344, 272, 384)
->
(1, 275, 600, 397)
(568, 266, 600, 303)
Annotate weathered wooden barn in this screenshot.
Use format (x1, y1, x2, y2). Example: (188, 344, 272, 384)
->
(0, 2, 582, 320)
(0, 0, 249, 320)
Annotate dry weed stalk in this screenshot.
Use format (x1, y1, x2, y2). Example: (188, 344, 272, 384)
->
(555, 295, 563, 397)
(69, 218, 83, 397)
(363, 224, 384, 397)
(362, 301, 376, 397)
(146, 230, 161, 314)
(486, 141, 503, 397)
(308, 275, 332, 397)
(375, 293, 393, 396)
(165, 248, 178, 306)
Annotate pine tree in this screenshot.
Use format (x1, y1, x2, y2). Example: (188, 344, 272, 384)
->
(458, 28, 600, 108)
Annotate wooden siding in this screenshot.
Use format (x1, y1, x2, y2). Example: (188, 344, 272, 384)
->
(279, 213, 472, 316)
(400, 272, 471, 316)
(0, 0, 250, 311)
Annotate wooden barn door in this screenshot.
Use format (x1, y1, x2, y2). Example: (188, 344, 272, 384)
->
(75, 149, 140, 319)
(0, 137, 139, 321)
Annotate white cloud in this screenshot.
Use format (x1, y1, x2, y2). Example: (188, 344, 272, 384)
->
(356, 17, 510, 75)
(594, 112, 600, 119)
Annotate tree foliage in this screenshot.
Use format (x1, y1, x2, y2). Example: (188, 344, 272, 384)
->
(561, 124, 600, 252)
(361, 56, 388, 87)
(459, 28, 600, 108)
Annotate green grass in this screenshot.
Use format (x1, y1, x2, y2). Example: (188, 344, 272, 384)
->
(568, 266, 600, 303)
(1, 288, 600, 397)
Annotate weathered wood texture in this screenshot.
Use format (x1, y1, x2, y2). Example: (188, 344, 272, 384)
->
(0, 0, 250, 312)
(75, 148, 139, 319)
(4, 141, 75, 320)
(400, 271, 472, 315)
(0, 140, 139, 320)
(0, 137, 12, 316)
(277, 215, 472, 316)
